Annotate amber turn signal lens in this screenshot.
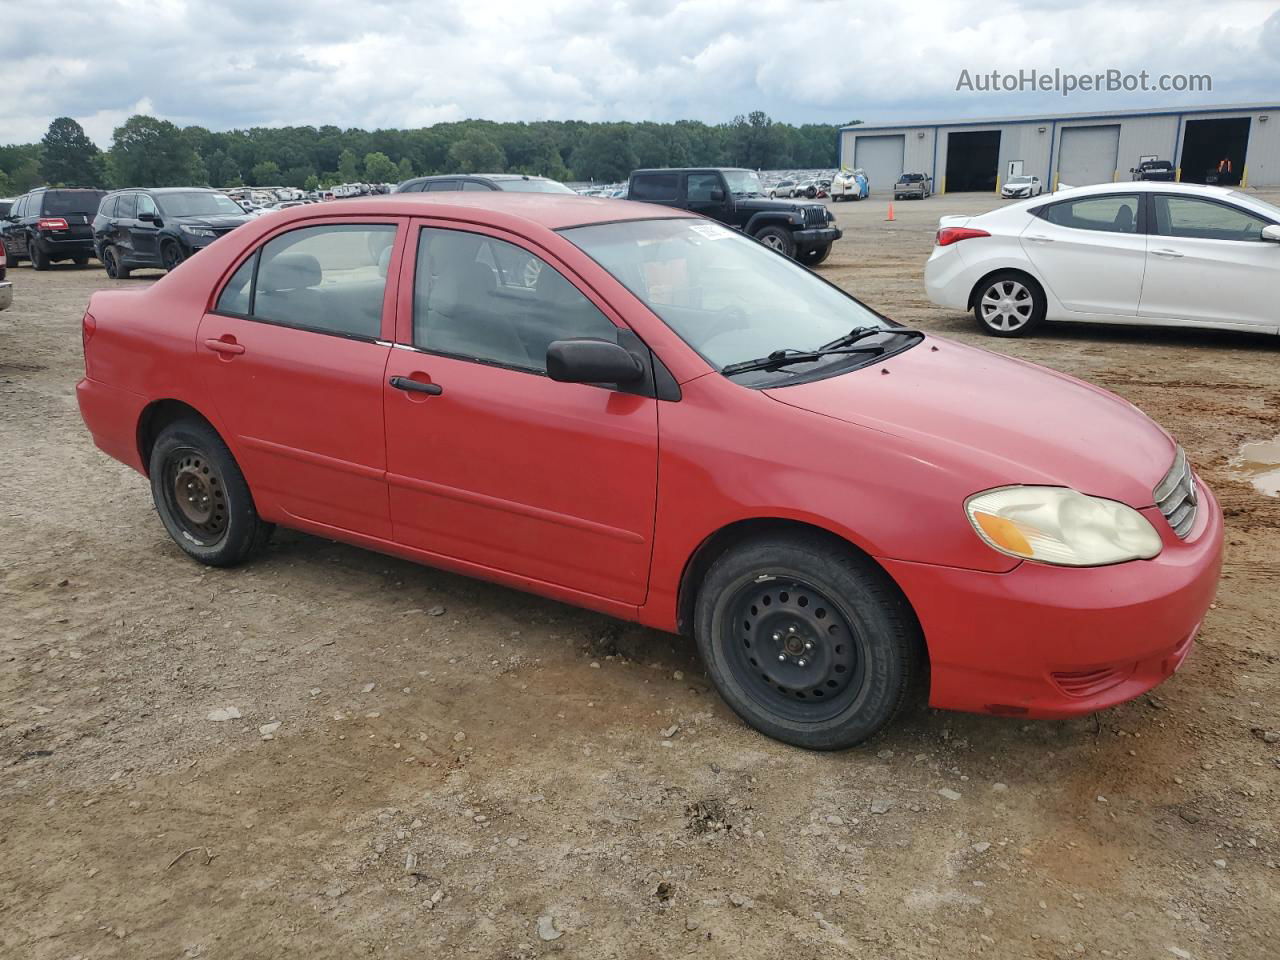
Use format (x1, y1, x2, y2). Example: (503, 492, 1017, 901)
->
(973, 511, 1033, 557)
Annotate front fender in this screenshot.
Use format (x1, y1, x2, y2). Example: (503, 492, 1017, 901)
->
(743, 212, 796, 235)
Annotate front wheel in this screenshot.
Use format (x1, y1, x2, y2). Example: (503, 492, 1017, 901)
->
(800, 244, 832, 267)
(694, 533, 923, 750)
(161, 241, 185, 272)
(753, 225, 796, 259)
(149, 419, 272, 567)
(973, 271, 1046, 337)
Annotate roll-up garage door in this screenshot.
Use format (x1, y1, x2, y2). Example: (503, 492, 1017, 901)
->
(1057, 125, 1121, 187)
(853, 135, 906, 195)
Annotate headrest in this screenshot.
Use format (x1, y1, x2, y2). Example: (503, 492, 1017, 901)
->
(258, 252, 321, 292)
(377, 245, 393, 278)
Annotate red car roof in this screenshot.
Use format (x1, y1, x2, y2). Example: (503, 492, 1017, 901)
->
(293, 193, 696, 231)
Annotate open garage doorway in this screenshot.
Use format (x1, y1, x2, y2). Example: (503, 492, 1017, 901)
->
(1180, 117, 1251, 186)
(945, 130, 1001, 193)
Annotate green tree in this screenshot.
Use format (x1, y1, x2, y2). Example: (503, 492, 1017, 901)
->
(282, 164, 316, 188)
(362, 151, 398, 183)
(250, 160, 281, 185)
(204, 150, 240, 186)
(303, 174, 321, 192)
(337, 148, 361, 182)
(447, 134, 505, 174)
(571, 126, 636, 182)
(396, 156, 414, 180)
(106, 115, 201, 187)
(40, 117, 104, 186)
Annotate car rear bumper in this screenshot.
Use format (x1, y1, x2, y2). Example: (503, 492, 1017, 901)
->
(0, 281, 11, 311)
(882, 479, 1224, 718)
(923, 245, 974, 310)
(76, 377, 148, 473)
(33, 234, 97, 258)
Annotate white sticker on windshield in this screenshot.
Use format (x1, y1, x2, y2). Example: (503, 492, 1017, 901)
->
(688, 222, 733, 240)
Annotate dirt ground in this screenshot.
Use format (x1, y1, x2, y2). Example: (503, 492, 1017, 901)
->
(2, 190, 1278, 960)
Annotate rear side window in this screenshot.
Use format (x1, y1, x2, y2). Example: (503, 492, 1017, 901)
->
(424, 181, 459, 192)
(216, 224, 396, 339)
(413, 227, 617, 373)
(116, 194, 137, 219)
(461, 181, 492, 191)
(630, 174, 680, 203)
(1039, 194, 1139, 234)
(1151, 195, 1271, 242)
(41, 191, 106, 216)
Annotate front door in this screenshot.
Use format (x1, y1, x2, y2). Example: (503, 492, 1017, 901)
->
(1019, 192, 1146, 316)
(685, 172, 730, 221)
(133, 193, 163, 264)
(196, 219, 402, 538)
(383, 222, 659, 605)
(1139, 193, 1279, 329)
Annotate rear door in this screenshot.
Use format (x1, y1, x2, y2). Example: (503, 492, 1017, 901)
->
(196, 218, 403, 538)
(1139, 193, 1278, 329)
(382, 221, 659, 604)
(112, 193, 138, 262)
(1020, 192, 1146, 315)
(5, 196, 28, 258)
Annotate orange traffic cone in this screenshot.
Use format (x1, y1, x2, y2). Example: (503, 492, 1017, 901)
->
(885, 201, 896, 222)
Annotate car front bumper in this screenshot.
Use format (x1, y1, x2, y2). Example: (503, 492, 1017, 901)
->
(793, 226, 841, 249)
(882, 478, 1224, 718)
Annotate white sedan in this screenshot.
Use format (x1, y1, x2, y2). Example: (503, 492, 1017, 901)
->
(925, 182, 1280, 337)
(1000, 175, 1043, 199)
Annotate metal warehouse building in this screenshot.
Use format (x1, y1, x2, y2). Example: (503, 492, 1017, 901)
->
(839, 102, 1280, 195)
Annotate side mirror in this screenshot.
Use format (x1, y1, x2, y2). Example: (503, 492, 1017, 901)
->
(546, 338, 645, 385)
(1262, 224, 1280, 243)
(709, 188, 726, 202)
(138, 211, 158, 223)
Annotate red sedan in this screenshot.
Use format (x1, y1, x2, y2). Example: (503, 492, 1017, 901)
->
(76, 193, 1223, 749)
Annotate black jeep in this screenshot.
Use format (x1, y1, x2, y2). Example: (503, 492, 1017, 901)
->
(626, 168, 841, 265)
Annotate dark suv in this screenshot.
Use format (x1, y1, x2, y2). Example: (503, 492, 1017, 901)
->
(93, 187, 251, 277)
(626, 168, 840, 265)
(1, 187, 107, 269)
(393, 174, 576, 194)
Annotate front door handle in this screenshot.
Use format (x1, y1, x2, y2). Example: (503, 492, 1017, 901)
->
(1152, 248, 1184, 259)
(1026, 234, 1054, 243)
(389, 376, 442, 396)
(203, 337, 245, 355)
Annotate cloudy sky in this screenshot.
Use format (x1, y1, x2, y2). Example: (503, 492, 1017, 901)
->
(3, 0, 1278, 144)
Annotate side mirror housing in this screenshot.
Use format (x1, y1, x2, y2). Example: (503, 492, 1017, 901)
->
(709, 188, 726, 202)
(138, 211, 158, 223)
(546, 338, 645, 385)
(1262, 224, 1280, 243)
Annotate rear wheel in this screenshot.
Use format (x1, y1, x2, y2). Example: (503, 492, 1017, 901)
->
(694, 533, 922, 750)
(754, 225, 796, 259)
(30, 240, 49, 271)
(4, 241, 20, 266)
(73, 256, 88, 265)
(102, 245, 130, 279)
(149, 419, 272, 567)
(800, 244, 832, 267)
(973, 271, 1046, 338)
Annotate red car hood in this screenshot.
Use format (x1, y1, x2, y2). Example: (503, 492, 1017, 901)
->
(764, 337, 1176, 507)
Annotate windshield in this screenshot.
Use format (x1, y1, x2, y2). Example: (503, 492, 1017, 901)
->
(42, 190, 106, 215)
(1232, 191, 1280, 219)
(562, 218, 898, 381)
(1008, 176, 1033, 184)
(722, 170, 763, 196)
(157, 192, 246, 217)
(499, 178, 576, 194)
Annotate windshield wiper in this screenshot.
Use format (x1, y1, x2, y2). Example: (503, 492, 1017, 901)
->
(721, 345, 886, 377)
(820, 325, 924, 350)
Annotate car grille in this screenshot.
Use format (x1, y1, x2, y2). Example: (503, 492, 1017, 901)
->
(803, 206, 827, 227)
(1051, 665, 1134, 698)
(1154, 447, 1198, 539)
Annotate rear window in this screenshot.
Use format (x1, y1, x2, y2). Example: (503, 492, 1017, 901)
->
(630, 174, 680, 203)
(41, 190, 107, 216)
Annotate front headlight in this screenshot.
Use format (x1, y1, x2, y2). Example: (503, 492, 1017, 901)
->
(180, 225, 216, 238)
(965, 486, 1162, 567)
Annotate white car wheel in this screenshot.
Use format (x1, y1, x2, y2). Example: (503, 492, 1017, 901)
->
(976, 275, 1044, 337)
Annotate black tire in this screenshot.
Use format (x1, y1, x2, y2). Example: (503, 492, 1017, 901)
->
(4, 241, 20, 266)
(30, 240, 50, 271)
(753, 225, 796, 259)
(73, 256, 89, 265)
(161, 241, 185, 272)
(972, 270, 1047, 338)
(694, 532, 923, 750)
(148, 419, 272, 567)
(800, 244, 832, 267)
(103, 245, 130, 280)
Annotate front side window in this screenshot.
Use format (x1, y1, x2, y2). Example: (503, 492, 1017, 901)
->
(214, 224, 396, 339)
(136, 194, 158, 218)
(1152, 195, 1271, 242)
(424, 181, 459, 192)
(498, 178, 576, 194)
(630, 174, 679, 203)
(461, 181, 493, 192)
(562, 218, 893, 376)
(1040, 194, 1139, 234)
(686, 173, 722, 202)
(116, 193, 137, 219)
(414, 227, 617, 373)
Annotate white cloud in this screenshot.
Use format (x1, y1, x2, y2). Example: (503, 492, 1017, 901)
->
(1, 0, 1276, 145)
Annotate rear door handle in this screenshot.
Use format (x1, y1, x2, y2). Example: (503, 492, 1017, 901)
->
(1026, 234, 1054, 243)
(203, 338, 245, 355)
(1152, 248, 1184, 259)
(389, 376, 442, 396)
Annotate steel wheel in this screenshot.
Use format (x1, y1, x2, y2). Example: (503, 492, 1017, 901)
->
(979, 278, 1034, 332)
(162, 448, 228, 545)
(724, 577, 867, 723)
(761, 233, 785, 251)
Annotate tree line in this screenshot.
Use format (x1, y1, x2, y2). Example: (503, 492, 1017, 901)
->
(0, 111, 855, 195)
